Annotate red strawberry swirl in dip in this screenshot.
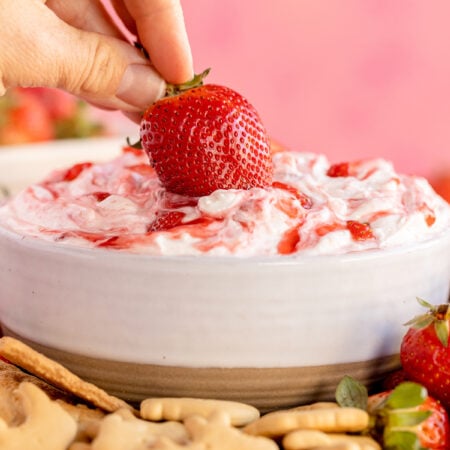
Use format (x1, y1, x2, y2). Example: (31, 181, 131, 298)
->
(0, 148, 449, 256)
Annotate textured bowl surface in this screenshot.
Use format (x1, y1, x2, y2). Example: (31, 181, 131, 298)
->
(0, 139, 449, 410)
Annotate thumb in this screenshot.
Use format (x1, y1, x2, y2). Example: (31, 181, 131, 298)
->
(0, 0, 165, 112)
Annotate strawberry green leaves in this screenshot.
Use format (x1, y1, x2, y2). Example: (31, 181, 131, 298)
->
(403, 298, 450, 348)
(386, 382, 429, 410)
(335, 375, 368, 411)
(336, 376, 439, 450)
(381, 384, 432, 450)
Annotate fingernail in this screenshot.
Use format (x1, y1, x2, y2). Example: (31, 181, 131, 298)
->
(116, 64, 166, 110)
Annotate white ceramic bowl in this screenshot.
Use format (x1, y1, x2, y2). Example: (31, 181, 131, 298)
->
(0, 138, 449, 411)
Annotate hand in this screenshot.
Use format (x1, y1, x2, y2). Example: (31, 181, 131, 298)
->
(0, 0, 193, 113)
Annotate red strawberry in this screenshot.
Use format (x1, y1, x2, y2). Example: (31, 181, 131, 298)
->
(0, 88, 54, 144)
(139, 69, 273, 197)
(91, 192, 111, 202)
(336, 376, 450, 449)
(0, 87, 103, 144)
(346, 220, 375, 241)
(23, 87, 77, 120)
(400, 298, 450, 411)
(382, 369, 409, 391)
(147, 211, 185, 232)
(368, 386, 450, 449)
(61, 162, 93, 182)
(430, 171, 450, 203)
(327, 162, 351, 177)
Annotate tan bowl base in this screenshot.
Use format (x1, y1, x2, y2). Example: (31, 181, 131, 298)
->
(2, 327, 400, 411)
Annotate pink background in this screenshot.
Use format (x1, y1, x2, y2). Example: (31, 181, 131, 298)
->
(181, 0, 450, 178)
(107, 1, 450, 178)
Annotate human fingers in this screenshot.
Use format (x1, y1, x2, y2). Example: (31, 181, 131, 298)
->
(124, 0, 194, 84)
(46, 0, 126, 40)
(0, 0, 165, 111)
(109, 0, 137, 37)
(121, 111, 142, 124)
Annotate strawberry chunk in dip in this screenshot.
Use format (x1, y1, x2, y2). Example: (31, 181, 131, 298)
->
(0, 147, 449, 256)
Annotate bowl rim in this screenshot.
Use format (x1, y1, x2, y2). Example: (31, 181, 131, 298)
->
(0, 222, 449, 267)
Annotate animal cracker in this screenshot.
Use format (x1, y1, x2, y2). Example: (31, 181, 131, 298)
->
(243, 406, 369, 437)
(0, 337, 132, 413)
(141, 397, 260, 426)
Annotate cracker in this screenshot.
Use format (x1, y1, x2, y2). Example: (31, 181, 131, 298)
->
(243, 406, 369, 437)
(89, 409, 189, 450)
(283, 430, 381, 450)
(282, 429, 332, 448)
(288, 402, 339, 411)
(141, 397, 260, 426)
(153, 411, 278, 450)
(0, 360, 35, 426)
(0, 337, 132, 413)
(0, 382, 77, 450)
(0, 359, 105, 443)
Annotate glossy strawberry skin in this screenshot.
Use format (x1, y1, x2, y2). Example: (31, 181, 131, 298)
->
(140, 84, 272, 197)
(401, 323, 450, 412)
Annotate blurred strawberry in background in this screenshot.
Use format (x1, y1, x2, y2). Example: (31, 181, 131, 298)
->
(0, 87, 104, 145)
(430, 171, 450, 203)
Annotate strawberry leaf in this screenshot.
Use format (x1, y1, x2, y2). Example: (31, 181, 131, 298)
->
(434, 319, 450, 347)
(386, 382, 427, 409)
(335, 375, 368, 410)
(388, 410, 432, 427)
(403, 314, 434, 329)
(384, 430, 424, 450)
(416, 297, 433, 309)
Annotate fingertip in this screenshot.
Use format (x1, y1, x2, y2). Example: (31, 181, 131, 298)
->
(160, 54, 194, 85)
(122, 111, 143, 124)
(141, 28, 194, 85)
(126, 0, 194, 84)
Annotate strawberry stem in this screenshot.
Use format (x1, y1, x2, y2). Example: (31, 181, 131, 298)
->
(404, 298, 450, 347)
(126, 136, 142, 150)
(165, 68, 211, 97)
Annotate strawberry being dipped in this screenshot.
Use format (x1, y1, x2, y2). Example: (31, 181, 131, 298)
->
(400, 298, 450, 412)
(139, 69, 273, 197)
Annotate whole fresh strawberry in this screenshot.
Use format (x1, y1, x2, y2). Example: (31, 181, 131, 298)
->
(368, 385, 450, 449)
(400, 298, 450, 411)
(139, 69, 273, 197)
(336, 376, 450, 449)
